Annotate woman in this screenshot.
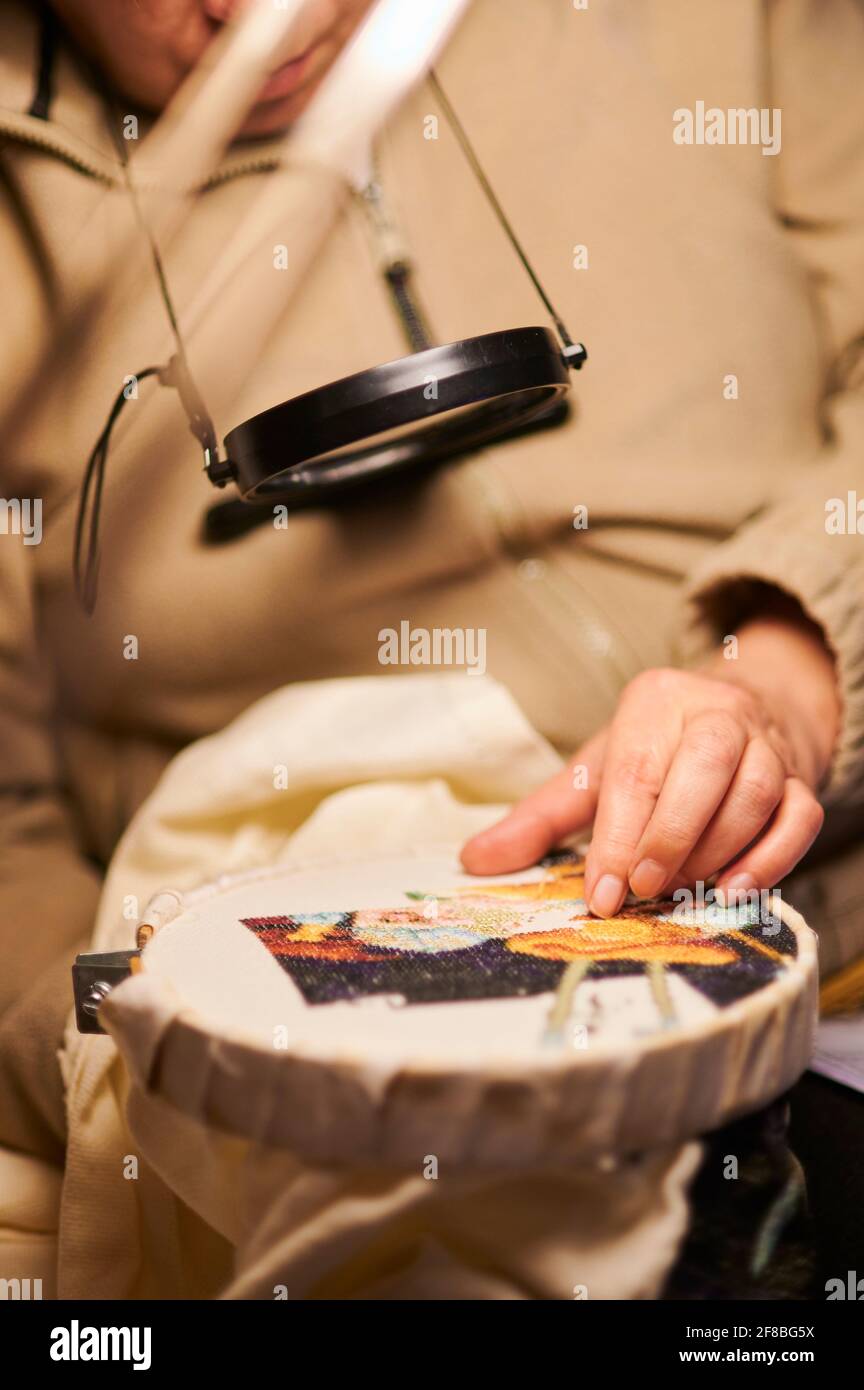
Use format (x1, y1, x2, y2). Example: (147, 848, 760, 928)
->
(0, 0, 862, 1184)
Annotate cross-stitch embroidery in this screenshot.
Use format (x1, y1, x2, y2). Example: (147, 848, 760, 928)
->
(241, 853, 795, 1038)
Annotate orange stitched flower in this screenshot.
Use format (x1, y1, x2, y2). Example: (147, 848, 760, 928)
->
(508, 914, 748, 966)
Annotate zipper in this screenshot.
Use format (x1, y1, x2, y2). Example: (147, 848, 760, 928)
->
(531, 552, 644, 689)
(516, 549, 637, 712)
(0, 109, 285, 193)
(355, 162, 434, 354)
(0, 114, 115, 184)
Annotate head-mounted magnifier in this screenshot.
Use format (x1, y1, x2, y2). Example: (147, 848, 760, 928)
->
(75, 72, 586, 608)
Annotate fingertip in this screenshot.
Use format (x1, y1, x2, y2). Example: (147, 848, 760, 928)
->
(459, 838, 494, 874)
(460, 812, 552, 876)
(587, 873, 626, 919)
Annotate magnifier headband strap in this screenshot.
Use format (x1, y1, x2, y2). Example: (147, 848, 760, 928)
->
(73, 365, 161, 614)
(429, 71, 586, 367)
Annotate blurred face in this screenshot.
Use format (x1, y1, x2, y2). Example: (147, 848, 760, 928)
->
(50, 0, 375, 136)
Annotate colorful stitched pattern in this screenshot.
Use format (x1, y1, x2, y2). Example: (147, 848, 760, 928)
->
(241, 853, 796, 1030)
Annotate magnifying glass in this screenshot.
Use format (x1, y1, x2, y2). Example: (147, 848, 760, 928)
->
(202, 74, 586, 534)
(217, 325, 577, 505)
(75, 72, 586, 604)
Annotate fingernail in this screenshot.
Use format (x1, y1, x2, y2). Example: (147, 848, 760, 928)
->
(629, 858, 667, 899)
(716, 872, 757, 906)
(589, 874, 625, 918)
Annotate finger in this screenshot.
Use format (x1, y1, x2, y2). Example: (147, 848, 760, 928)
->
(460, 730, 606, 874)
(583, 700, 681, 916)
(675, 738, 787, 887)
(626, 719, 765, 898)
(714, 777, 824, 894)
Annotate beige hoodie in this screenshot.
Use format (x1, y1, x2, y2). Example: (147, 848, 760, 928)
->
(1, 0, 863, 1022)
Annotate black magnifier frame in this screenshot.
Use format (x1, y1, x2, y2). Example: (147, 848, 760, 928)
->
(203, 69, 590, 515)
(220, 326, 574, 505)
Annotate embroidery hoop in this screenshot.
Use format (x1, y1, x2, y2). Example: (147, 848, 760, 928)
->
(97, 852, 818, 1169)
(75, 24, 588, 600)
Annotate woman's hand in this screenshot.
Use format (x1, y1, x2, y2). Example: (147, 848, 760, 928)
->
(462, 613, 841, 916)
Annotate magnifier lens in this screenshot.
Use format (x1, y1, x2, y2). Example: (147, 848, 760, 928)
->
(223, 327, 572, 505)
(254, 386, 568, 504)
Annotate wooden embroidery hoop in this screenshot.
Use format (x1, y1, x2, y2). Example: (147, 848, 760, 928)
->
(99, 852, 818, 1169)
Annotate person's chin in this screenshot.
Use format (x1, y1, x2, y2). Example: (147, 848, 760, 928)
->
(235, 99, 302, 139)
(235, 86, 323, 140)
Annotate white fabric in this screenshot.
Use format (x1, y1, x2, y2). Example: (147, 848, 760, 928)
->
(58, 674, 703, 1299)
